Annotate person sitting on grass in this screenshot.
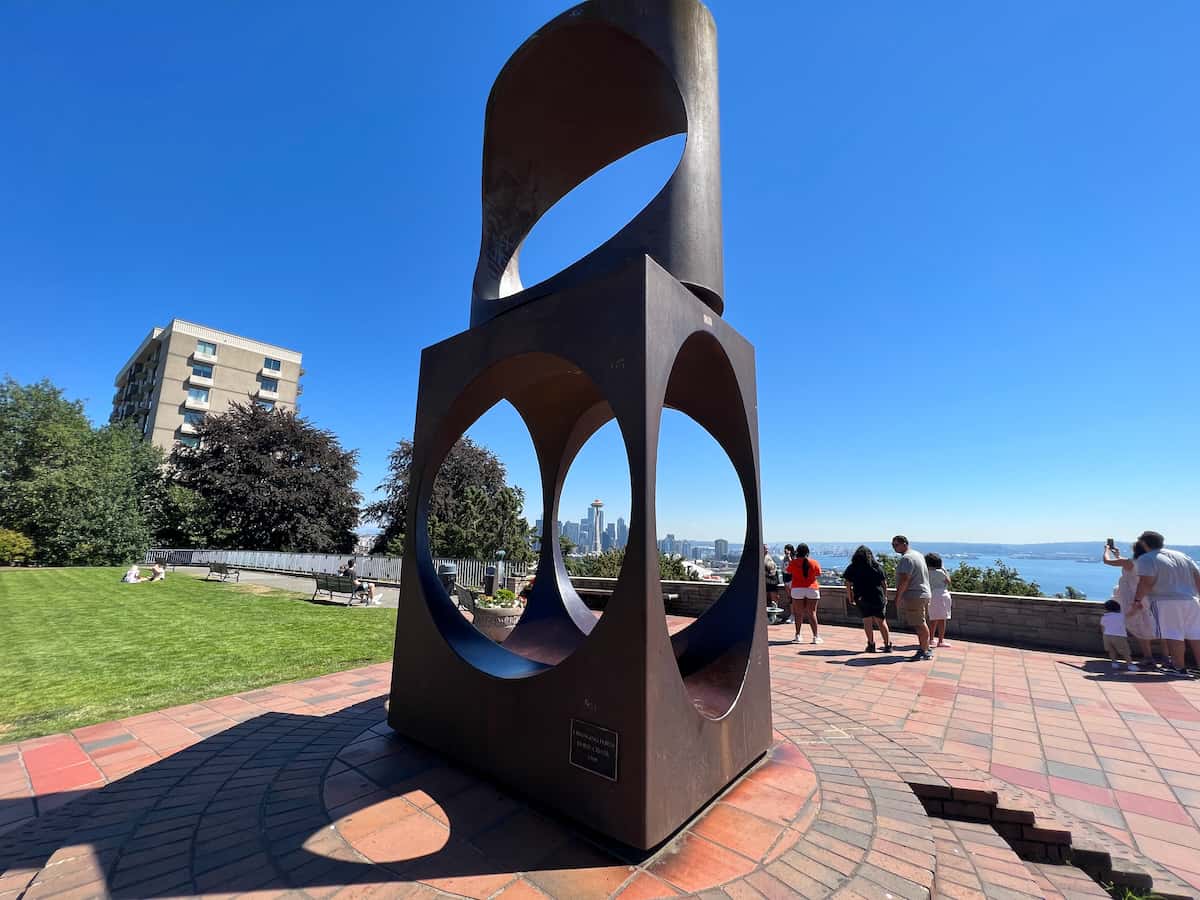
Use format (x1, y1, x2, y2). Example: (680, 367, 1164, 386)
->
(121, 563, 144, 583)
(149, 561, 167, 582)
(1100, 598, 1138, 672)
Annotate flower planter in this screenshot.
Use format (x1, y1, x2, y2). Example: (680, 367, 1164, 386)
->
(471, 604, 523, 643)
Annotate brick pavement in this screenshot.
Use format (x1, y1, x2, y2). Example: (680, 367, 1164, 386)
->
(773, 622, 1200, 891)
(1, 619, 1199, 897)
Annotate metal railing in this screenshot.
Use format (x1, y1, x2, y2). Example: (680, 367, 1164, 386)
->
(144, 548, 529, 586)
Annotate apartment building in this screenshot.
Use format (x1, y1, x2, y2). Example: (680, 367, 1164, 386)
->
(110, 319, 302, 451)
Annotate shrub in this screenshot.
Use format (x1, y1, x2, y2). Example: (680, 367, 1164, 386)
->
(0, 529, 34, 565)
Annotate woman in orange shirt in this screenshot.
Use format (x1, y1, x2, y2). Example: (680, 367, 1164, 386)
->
(785, 543, 823, 644)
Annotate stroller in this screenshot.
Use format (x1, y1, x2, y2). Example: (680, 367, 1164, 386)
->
(766, 566, 791, 625)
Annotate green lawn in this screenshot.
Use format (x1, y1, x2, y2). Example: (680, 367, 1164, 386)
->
(0, 567, 397, 743)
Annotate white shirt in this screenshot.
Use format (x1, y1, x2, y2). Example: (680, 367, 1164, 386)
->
(1135, 549, 1200, 601)
(1100, 611, 1127, 637)
(930, 569, 950, 596)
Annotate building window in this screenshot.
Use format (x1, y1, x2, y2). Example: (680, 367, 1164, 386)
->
(263, 357, 281, 372)
(256, 399, 275, 412)
(197, 340, 217, 356)
(179, 435, 200, 449)
(192, 363, 213, 378)
(258, 376, 278, 392)
(183, 410, 205, 426)
(187, 387, 210, 403)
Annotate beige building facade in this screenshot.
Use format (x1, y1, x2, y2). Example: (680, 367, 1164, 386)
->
(111, 319, 302, 451)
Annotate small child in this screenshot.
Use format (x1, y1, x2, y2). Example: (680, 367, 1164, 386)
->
(1100, 599, 1137, 671)
(925, 553, 953, 648)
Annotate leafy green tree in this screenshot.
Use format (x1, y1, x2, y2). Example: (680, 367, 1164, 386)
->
(1055, 585, 1087, 600)
(171, 403, 360, 552)
(874, 550, 1041, 597)
(0, 378, 161, 565)
(0, 528, 34, 565)
(658, 553, 698, 581)
(366, 437, 533, 563)
(948, 560, 1041, 597)
(558, 534, 576, 556)
(565, 549, 700, 582)
(875, 552, 899, 587)
(145, 485, 213, 548)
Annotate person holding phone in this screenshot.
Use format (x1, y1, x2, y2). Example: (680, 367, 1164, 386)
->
(1103, 539, 1158, 665)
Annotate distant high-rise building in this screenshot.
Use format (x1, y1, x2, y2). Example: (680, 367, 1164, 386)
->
(589, 499, 604, 553)
(111, 318, 302, 451)
(616, 517, 628, 549)
(714, 538, 729, 561)
(563, 520, 581, 547)
(603, 523, 617, 552)
(680, 540, 693, 559)
(665, 533, 677, 555)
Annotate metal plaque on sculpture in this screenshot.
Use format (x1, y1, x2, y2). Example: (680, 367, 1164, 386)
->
(570, 719, 618, 781)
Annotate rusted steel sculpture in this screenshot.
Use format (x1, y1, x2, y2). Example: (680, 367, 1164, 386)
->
(388, 0, 771, 850)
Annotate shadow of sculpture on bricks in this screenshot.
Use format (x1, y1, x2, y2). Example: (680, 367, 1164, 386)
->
(387, 0, 771, 850)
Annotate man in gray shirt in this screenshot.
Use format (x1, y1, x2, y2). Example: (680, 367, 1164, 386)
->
(1133, 530, 1200, 676)
(893, 535, 933, 660)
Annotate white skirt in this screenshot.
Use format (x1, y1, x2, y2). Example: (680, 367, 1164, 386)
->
(928, 591, 952, 620)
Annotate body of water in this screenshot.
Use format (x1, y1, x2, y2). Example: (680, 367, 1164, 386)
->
(808, 553, 1120, 601)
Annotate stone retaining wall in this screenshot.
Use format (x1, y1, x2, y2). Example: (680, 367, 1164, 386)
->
(568, 576, 1107, 655)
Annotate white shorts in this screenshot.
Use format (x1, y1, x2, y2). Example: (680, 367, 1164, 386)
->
(1152, 597, 1200, 641)
(790, 587, 819, 601)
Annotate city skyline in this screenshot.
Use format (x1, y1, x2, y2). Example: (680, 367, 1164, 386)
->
(3, 2, 1197, 544)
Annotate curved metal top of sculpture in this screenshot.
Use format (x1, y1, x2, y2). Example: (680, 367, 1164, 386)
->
(470, 0, 723, 328)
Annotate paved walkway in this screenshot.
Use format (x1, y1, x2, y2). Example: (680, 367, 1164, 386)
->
(174, 567, 401, 608)
(2, 619, 1199, 898)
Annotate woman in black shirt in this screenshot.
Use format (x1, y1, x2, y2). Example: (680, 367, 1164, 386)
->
(843, 545, 892, 653)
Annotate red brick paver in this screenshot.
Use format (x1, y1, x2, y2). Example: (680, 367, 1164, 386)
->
(1, 619, 1199, 897)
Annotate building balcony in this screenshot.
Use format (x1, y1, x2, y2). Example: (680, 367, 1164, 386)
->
(257, 387, 279, 401)
(260, 365, 282, 378)
(180, 421, 199, 435)
(192, 350, 219, 365)
(184, 396, 210, 412)
(188, 373, 214, 388)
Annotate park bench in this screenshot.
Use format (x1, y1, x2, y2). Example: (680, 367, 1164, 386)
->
(205, 562, 240, 582)
(454, 583, 482, 615)
(313, 573, 370, 607)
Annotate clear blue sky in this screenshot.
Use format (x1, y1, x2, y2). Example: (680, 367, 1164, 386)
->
(3, 1, 1197, 545)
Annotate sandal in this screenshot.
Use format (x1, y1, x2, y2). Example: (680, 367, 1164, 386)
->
(882, 643, 894, 652)
(866, 643, 877, 653)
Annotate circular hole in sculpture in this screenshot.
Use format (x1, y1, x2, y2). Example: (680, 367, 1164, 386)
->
(658, 332, 757, 720)
(423, 400, 539, 640)
(557, 418, 634, 618)
(418, 354, 628, 676)
(655, 408, 747, 582)
(516, 134, 685, 293)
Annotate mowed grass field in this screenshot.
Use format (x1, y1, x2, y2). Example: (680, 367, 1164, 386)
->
(0, 567, 397, 743)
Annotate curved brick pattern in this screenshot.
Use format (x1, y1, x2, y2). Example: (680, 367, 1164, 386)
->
(2, 620, 1200, 898)
(324, 727, 822, 897)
